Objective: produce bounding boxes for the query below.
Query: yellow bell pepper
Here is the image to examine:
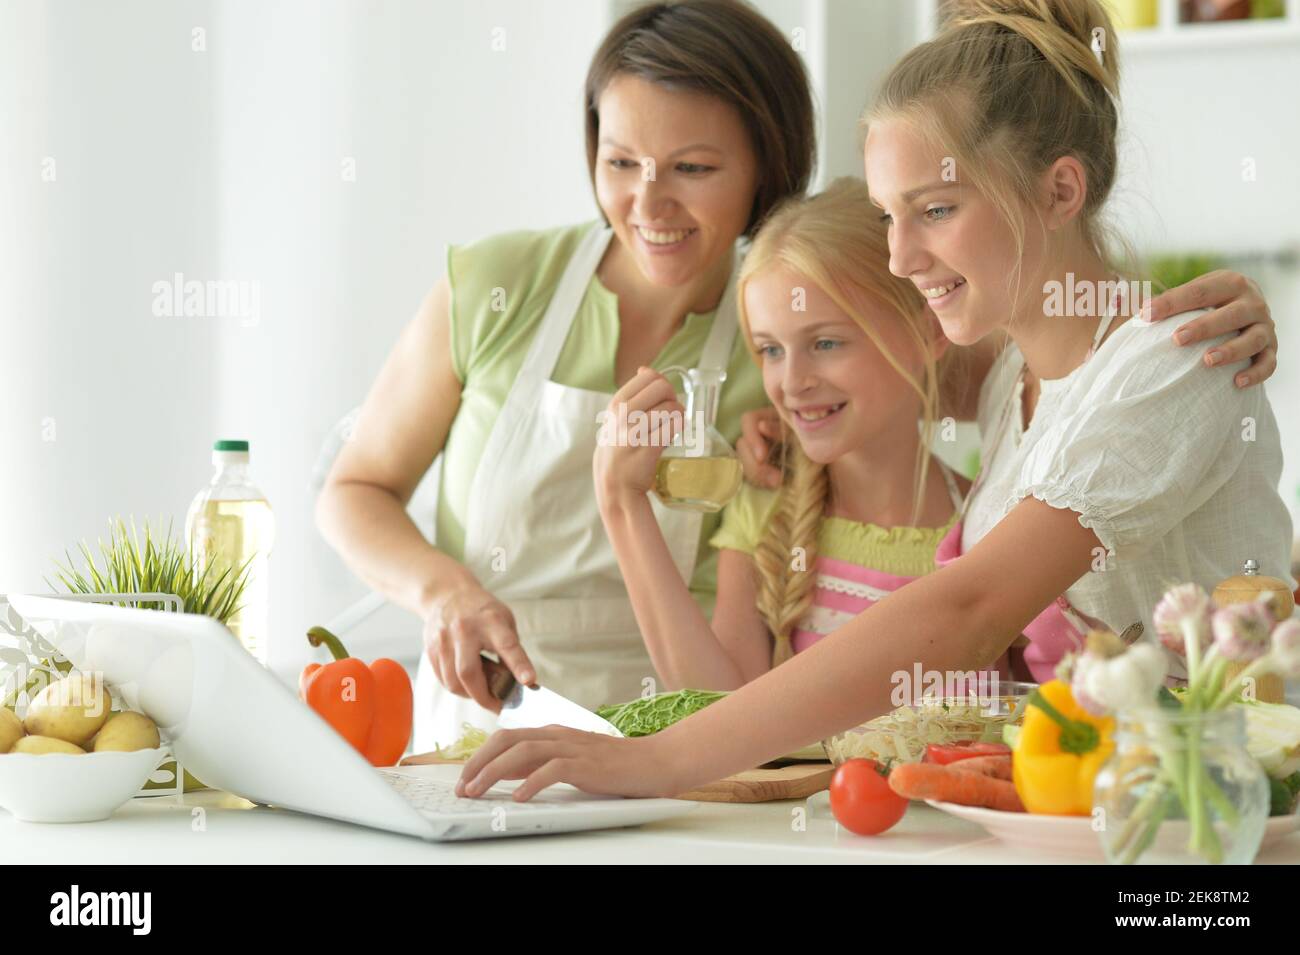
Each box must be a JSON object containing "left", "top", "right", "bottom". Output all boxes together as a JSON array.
[{"left": 1013, "top": 680, "right": 1115, "bottom": 816}]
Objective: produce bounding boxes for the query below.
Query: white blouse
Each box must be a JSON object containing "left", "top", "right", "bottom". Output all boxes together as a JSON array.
[{"left": 962, "top": 309, "right": 1295, "bottom": 644}]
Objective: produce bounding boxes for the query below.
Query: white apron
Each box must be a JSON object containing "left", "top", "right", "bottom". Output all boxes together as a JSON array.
[{"left": 413, "top": 223, "right": 742, "bottom": 750}]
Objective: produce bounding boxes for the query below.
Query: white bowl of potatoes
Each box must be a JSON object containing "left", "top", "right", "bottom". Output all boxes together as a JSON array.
[{"left": 0, "top": 672, "right": 167, "bottom": 823}]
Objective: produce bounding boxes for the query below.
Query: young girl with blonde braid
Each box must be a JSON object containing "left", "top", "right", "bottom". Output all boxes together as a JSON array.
[{"left": 592, "top": 177, "right": 1004, "bottom": 691}]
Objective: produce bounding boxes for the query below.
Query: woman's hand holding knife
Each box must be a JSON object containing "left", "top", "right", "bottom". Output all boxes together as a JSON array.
[
  {"left": 423, "top": 586, "right": 537, "bottom": 714},
  {"left": 429, "top": 365, "right": 682, "bottom": 714}
]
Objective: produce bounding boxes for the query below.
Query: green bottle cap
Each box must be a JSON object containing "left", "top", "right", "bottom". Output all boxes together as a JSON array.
[{"left": 214, "top": 440, "right": 249, "bottom": 452}]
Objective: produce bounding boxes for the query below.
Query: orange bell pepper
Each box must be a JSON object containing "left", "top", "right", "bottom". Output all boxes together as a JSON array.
[{"left": 299, "top": 626, "right": 412, "bottom": 767}]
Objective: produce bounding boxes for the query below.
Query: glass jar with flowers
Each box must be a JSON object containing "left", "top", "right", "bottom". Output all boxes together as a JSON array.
[{"left": 1074, "top": 584, "right": 1300, "bottom": 864}]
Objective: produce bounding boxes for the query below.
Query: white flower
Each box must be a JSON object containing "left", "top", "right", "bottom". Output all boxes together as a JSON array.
[
  {"left": 1070, "top": 631, "right": 1168, "bottom": 716},
  {"left": 1267, "top": 619, "right": 1300, "bottom": 679},
  {"left": 1070, "top": 652, "right": 1107, "bottom": 716},
  {"left": 1211, "top": 598, "right": 1275, "bottom": 662},
  {"left": 1152, "top": 583, "right": 1212, "bottom": 656},
  {"left": 1082, "top": 643, "right": 1168, "bottom": 714}
]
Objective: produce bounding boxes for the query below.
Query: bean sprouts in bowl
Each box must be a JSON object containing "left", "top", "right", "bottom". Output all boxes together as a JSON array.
[{"left": 822, "top": 681, "right": 1038, "bottom": 767}]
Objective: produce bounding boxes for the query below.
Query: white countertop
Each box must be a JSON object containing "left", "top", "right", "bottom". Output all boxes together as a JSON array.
[{"left": 4, "top": 786, "right": 1298, "bottom": 864}]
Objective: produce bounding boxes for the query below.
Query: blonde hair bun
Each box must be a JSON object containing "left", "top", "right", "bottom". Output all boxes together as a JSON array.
[{"left": 946, "top": 0, "right": 1120, "bottom": 98}]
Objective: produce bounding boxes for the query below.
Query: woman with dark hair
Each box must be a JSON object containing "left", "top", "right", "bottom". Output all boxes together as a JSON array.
[{"left": 316, "top": 0, "right": 1277, "bottom": 753}]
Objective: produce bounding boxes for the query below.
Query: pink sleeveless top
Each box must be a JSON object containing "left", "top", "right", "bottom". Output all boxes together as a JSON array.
[{"left": 789, "top": 464, "right": 1008, "bottom": 682}]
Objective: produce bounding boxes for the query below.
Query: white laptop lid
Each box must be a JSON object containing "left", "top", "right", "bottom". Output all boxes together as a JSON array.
[{"left": 8, "top": 594, "right": 435, "bottom": 840}]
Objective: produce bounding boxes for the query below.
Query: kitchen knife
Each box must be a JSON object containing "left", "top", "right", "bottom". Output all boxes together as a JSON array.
[{"left": 481, "top": 653, "right": 624, "bottom": 737}]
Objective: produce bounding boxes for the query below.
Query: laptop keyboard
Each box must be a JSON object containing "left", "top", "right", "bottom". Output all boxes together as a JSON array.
[{"left": 377, "top": 769, "right": 582, "bottom": 814}]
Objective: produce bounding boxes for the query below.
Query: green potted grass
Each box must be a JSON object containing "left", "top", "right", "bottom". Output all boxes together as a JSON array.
[{"left": 39, "top": 517, "right": 253, "bottom": 792}]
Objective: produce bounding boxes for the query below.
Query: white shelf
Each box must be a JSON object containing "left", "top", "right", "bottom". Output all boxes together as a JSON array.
[
  {"left": 1121, "top": 21, "right": 1299, "bottom": 52},
  {"left": 1121, "top": 0, "right": 1299, "bottom": 54},
  {"left": 915, "top": 0, "right": 1300, "bottom": 53}
]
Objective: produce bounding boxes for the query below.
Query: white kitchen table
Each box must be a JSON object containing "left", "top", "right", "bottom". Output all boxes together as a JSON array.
[{"left": 4, "top": 786, "right": 1299, "bottom": 864}]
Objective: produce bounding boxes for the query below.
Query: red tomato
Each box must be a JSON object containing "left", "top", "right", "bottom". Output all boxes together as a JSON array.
[
  {"left": 828, "top": 759, "right": 908, "bottom": 836},
  {"left": 923, "top": 741, "right": 1010, "bottom": 765}
]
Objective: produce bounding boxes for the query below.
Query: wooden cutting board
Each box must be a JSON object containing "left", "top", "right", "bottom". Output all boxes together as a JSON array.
[
  {"left": 673, "top": 763, "right": 835, "bottom": 803},
  {"left": 400, "top": 753, "right": 468, "bottom": 766},
  {"left": 399, "top": 752, "right": 835, "bottom": 804}
]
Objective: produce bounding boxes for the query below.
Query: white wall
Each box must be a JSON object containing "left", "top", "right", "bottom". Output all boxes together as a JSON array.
[{"left": 0, "top": 1, "right": 222, "bottom": 597}]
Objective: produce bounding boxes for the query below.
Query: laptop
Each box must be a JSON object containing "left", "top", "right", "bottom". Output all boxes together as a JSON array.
[{"left": 8, "top": 594, "right": 696, "bottom": 841}]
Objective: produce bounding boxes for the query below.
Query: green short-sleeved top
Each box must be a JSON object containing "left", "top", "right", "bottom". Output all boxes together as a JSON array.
[
  {"left": 708, "top": 482, "right": 960, "bottom": 578},
  {"left": 437, "top": 220, "right": 771, "bottom": 614}
]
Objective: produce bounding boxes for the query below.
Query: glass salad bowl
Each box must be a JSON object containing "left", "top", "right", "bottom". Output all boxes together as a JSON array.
[{"left": 821, "top": 681, "right": 1038, "bottom": 767}]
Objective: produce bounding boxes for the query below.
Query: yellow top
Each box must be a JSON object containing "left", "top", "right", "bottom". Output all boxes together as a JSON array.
[{"left": 709, "top": 482, "right": 960, "bottom": 578}]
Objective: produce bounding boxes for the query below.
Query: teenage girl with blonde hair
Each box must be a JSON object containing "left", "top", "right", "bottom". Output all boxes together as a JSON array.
[
  {"left": 456, "top": 0, "right": 1292, "bottom": 801},
  {"left": 590, "top": 176, "right": 991, "bottom": 690}
]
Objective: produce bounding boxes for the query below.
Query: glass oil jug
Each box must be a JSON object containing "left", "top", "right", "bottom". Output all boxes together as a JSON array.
[{"left": 652, "top": 366, "right": 742, "bottom": 513}]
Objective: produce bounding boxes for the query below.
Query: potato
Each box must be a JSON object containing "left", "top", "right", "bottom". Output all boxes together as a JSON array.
[
  {"left": 10, "top": 735, "right": 85, "bottom": 755},
  {"left": 0, "top": 706, "right": 24, "bottom": 753},
  {"left": 23, "top": 673, "right": 113, "bottom": 746},
  {"left": 92, "top": 711, "right": 160, "bottom": 752}
]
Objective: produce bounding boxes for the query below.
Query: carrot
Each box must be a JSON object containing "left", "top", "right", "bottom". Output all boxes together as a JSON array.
[
  {"left": 888, "top": 762, "right": 1025, "bottom": 812},
  {"left": 946, "top": 754, "right": 1013, "bottom": 780}
]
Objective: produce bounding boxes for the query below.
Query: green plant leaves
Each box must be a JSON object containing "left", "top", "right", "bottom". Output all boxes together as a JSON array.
[{"left": 46, "top": 516, "right": 253, "bottom": 624}]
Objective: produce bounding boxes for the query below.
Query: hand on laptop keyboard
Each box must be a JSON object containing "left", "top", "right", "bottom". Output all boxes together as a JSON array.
[{"left": 379, "top": 769, "right": 602, "bottom": 814}]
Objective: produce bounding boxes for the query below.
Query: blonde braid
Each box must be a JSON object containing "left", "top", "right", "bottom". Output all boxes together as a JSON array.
[{"left": 752, "top": 434, "right": 830, "bottom": 666}]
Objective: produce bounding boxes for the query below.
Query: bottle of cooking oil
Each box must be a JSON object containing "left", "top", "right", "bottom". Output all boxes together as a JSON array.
[
  {"left": 185, "top": 439, "right": 275, "bottom": 663},
  {"left": 653, "top": 366, "right": 742, "bottom": 513}
]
